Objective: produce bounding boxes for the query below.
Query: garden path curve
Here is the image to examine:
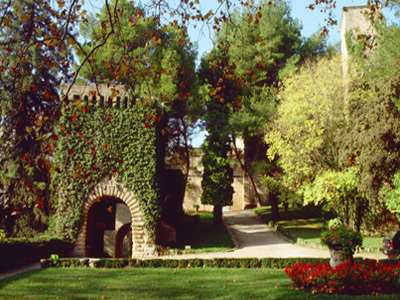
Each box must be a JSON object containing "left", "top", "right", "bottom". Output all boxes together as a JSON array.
[{"left": 168, "top": 210, "right": 386, "bottom": 260}]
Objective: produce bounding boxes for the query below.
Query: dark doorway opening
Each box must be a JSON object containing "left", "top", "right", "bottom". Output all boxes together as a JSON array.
[{"left": 85, "top": 197, "right": 131, "bottom": 258}]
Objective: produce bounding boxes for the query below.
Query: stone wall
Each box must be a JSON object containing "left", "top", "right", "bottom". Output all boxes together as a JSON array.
[
  {"left": 340, "top": 6, "right": 378, "bottom": 79},
  {"left": 182, "top": 148, "right": 268, "bottom": 212}
]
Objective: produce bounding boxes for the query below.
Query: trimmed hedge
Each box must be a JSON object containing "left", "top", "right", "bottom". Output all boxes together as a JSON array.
[
  {"left": 0, "top": 238, "right": 73, "bottom": 271},
  {"left": 40, "top": 257, "right": 399, "bottom": 269}
]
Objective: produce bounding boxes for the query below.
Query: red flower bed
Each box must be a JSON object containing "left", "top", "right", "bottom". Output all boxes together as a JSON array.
[{"left": 285, "top": 260, "right": 400, "bottom": 295}]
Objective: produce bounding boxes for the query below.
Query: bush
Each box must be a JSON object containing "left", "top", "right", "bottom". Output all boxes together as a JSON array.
[
  {"left": 0, "top": 237, "right": 73, "bottom": 271},
  {"left": 40, "top": 258, "right": 89, "bottom": 268},
  {"left": 285, "top": 260, "right": 400, "bottom": 295}
]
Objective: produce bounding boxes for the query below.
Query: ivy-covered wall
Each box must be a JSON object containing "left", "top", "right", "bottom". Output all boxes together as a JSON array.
[{"left": 50, "top": 97, "right": 165, "bottom": 243}]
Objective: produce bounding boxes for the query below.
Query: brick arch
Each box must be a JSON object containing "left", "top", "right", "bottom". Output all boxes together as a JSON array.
[{"left": 72, "top": 177, "right": 155, "bottom": 258}]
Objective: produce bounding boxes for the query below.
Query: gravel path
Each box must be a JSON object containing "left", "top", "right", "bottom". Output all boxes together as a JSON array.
[{"left": 166, "top": 210, "right": 386, "bottom": 260}]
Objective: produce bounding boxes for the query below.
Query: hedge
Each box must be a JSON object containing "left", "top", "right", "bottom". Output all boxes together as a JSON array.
[
  {"left": 0, "top": 238, "right": 73, "bottom": 271},
  {"left": 40, "top": 257, "right": 399, "bottom": 269}
]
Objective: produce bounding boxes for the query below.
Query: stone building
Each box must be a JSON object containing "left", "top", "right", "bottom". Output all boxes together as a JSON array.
[
  {"left": 182, "top": 141, "right": 269, "bottom": 212},
  {"left": 340, "top": 5, "right": 378, "bottom": 79}
]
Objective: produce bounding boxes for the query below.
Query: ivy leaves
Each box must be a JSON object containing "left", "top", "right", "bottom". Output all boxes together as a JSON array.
[{"left": 52, "top": 102, "right": 163, "bottom": 241}]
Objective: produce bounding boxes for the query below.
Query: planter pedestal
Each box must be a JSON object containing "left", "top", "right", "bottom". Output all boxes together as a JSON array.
[
  {"left": 329, "top": 248, "right": 348, "bottom": 268},
  {"left": 328, "top": 244, "right": 353, "bottom": 268}
]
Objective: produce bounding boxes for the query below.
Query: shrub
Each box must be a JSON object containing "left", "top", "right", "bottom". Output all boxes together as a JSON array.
[
  {"left": 285, "top": 260, "right": 400, "bottom": 295},
  {"left": 0, "top": 237, "right": 73, "bottom": 271}
]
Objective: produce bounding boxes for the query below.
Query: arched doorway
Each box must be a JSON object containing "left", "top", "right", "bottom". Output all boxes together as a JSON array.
[
  {"left": 115, "top": 223, "right": 132, "bottom": 258},
  {"left": 85, "top": 196, "right": 132, "bottom": 258}
]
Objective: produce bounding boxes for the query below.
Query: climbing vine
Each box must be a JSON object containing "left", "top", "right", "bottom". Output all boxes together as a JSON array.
[{"left": 50, "top": 99, "right": 165, "bottom": 242}]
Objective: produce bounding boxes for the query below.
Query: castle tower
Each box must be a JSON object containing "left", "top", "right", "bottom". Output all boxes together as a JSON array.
[{"left": 53, "top": 84, "right": 164, "bottom": 258}]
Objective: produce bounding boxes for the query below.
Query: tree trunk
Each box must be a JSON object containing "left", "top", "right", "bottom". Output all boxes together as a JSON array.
[
  {"left": 269, "top": 193, "right": 280, "bottom": 221},
  {"left": 343, "top": 197, "right": 349, "bottom": 227},
  {"left": 180, "top": 117, "right": 191, "bottom": 197},
  {"left": 231, "top": 135, "right": 262, "bottom": 207},
  {"left": 213, "top": 205, "right": 223, "bottom": 225}
]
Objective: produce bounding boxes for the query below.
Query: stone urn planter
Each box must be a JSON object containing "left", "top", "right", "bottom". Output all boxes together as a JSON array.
[
  {"left": 328, "top": 243, "right": 352, "bottom": 268},
  {"left": 321, "top": 218, "right": 362, "bottom": 269}
]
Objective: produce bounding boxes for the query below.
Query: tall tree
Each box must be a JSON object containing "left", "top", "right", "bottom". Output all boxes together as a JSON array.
[
  {"left": 0, "top": 0, "right": 74, "bottom": 236},
  {"left": 201, "top": 99, "right": 233, "bottom": 224},
  {"left": 265, "top": 53, "right": 369, "bottom": 228},
  {"left": 201, "top": 0, "right": 304, "bottom": 210},
  {"left": 340, "top": 8, "right": 400, "bottom": 224}
]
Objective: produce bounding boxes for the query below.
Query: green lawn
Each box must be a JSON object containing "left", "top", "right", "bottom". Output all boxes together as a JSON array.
[
  {"left": 254, "top": 205, "right": 384, "bottom": 250},
  {"left": 173, "top": 211, "right": 235, "bottom": 253},
  {"left": 0, "top": 267, "right": 397, "bottom": 300}
]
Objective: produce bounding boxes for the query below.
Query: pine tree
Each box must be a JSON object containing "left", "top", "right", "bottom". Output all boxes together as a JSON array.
[{"left": 201, "top": 100, "right": 233, "bottom": 224}]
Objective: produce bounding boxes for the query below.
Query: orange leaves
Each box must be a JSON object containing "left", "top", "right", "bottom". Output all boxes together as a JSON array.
[
  {"left": 3, "top": 17, "right": 10, "bottom": 27},
  {"left": 81, "top": 106, "right": 89, "bottom": 114},
  {"left": 21, "top": 154, "right": 30, "bottom": 161},
  {"left": 256, "top": 61, "right": 266, "bottom": 69},
  {"left": 103, "top": 144, "right": 111, "bottom": 151},
  {"left": 146, "top": 112, "right": 162, "bottom": 122},
  {"left": 57, "top": 0, "right": 65, "bottom": 8},
  {"left": 103, "top": 60, "right": 112, "bottom": 71},
  {"left": 43, "top": 91, "right": 51, "bottom": 99},
  {"left": 143, "top": 112, "right": 162, "bottom": 129},
  {"left": 71, "top": 111, "right": 77, "bottom": 122}
]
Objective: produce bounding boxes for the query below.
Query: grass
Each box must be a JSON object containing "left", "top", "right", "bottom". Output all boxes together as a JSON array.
[
  {"left": 363, "top": 236, "right": 384, "bottom": 249},
  {"left": 277, "top": 218, "right": 326, "bottom": 245},
  {"left": 254, "top": 205, "right": 384, "bottom": 250},
  {"left": 0, "top": 267, "right": 398, "bottom": 299},
  {"left": 173, "top": 211, "right": 235, "bottom": 253}
]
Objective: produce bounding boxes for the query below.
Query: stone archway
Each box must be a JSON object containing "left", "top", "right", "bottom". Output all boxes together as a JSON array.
[{"left": 72, "top": 176, "right": 155, "bottom": 258}]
